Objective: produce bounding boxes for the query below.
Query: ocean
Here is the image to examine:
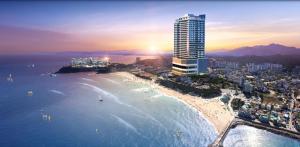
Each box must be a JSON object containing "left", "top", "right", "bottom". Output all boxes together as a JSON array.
[
  {"left": 223, "top": 125, "right": 300, "bottom": 147},
  {"left": 0, "top": 55, "right": 299, "bottom": 147},
  {"left": 0, "top": 55, "right": 217, "bottom": 147}
]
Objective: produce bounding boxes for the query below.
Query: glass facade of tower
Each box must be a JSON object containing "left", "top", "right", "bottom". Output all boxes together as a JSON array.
[{"left": 172, "top": 14, "right": 207, "bottom": 75}]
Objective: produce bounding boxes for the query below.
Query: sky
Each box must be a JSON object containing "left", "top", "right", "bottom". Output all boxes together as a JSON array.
[{"left": 0, "top": 1, "right": 300, "bottom": 54}]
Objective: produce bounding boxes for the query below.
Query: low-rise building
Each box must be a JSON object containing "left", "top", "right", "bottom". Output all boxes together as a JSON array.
[{"left": 259, "top": 114, "right": 269, "bottom": 123}]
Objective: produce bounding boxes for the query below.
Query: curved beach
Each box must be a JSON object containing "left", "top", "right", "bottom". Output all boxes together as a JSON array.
[{"left": 116, "top": 72, "right": 234, "bottom": 134}]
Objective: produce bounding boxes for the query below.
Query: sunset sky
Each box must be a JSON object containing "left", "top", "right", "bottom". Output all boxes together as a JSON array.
[{"left": 1, "top": 1, "right": 300, "bottom": 54}]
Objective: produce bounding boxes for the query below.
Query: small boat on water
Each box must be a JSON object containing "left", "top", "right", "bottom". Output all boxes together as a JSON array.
[
  {"left": 50, "top": 73, "right": 57, "bottom": 77},
  {"left": 96, "top": 128, "right": 100, "bottom": 134},
  {"left": 175, "top": 129, "right": 183, "bottom": 139},
  {"left": 27, "top": 64, "right": 35, "bottom": 68},
  {"left": 42, "top": 114, "right": 51, "bottom": 121},
  {"left": 7, "top": 74, "right": 13, "bottom": 82},
  {"left": 98, "top": 96, "right": 103, "bottom": 102},
  {"left": 27, "top": 90, "right": 33, "bottom": 96},
  {"left": 42, "top": 114, "right": 48, "bottom": 120}
]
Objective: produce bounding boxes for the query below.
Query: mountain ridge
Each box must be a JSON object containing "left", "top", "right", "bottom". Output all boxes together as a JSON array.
[{"left": 209, "top": 43, "right": 300, "bottom": 56}]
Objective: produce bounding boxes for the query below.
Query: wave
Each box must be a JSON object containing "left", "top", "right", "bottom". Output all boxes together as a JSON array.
[
  {"left": 78, "top": 82, "right": 125, "bottom": 105},
  {"left": 132, "top": 87, "right": 150, "bottom": 92},
  {"left": 81, "top": 78, "right": 96, "bottom": 82},
  {"left": 111, "top": 114, "right": 140, "bottom": 135},
  {"left": 79, "top": 82, "right": 165, "bottom": 129},
  {"left": 151, "top": 94, "right": 164, "bottom": 98},
  {"left": 49, "top": 89, "right": 65, "bottom": 96},
  {"left": 102, "top": 78, "right": 121, "bottom": 85},
  {"left": 122, "top": 79, "right": 129, "bottom": 82}
]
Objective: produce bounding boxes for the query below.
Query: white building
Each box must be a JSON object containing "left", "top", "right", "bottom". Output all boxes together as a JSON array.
[
  {"left": 71, "top": 57, "right": 110, "bottom": 68},
  {"left": 243, "top": 80, "right": 253, "bottom": 94},
  {"left": 172, "top": 14, "right": 207, "bottom": 75}
]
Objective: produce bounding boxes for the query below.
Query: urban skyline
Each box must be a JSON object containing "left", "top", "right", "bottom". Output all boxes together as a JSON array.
[{"left": 1, "top": 1, "right": 300, "bottom": 54}]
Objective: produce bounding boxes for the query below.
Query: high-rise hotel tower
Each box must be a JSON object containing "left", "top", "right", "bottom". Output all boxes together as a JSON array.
[{"left": 172, "top": 14, "right": 207, "bottom": 75}]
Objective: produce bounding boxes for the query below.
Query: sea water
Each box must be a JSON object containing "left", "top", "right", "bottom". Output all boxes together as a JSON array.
[
  {"left": 1, "top": 55, "right": 299, "bottom": 147},
  {"left": 0, "top": 55, "right": 216, "bottom": 147},
  {"left": 223, "top": 125, "right": 300, "bottom": 147}
]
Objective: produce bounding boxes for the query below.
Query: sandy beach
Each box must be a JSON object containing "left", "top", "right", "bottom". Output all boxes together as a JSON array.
[{"left": 116, "top": 72, "right": 234, "bottom": 134}]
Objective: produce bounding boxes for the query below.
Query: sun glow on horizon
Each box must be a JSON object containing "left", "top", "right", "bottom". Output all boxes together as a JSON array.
[
  {"left": 1, "top": 1, "right": 300, "bottom": 54},
  {"left": 148, "top": 45, "right": 158, "bottom": 54}
]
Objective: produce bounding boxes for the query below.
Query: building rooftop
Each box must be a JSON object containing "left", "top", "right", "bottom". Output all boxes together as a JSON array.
[{"left": 177, "top": 14, "right": 205, "bottom": 21}]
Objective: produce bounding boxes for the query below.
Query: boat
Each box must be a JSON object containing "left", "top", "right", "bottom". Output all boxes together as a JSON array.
[
  {"left": 174, "top": 129, "right": 183, "bottom": 139},
  {"left": 50, "top": 73, "right": 57, "bottom": 77},
  {"left": 42, "top": 114, "right": 48, "bottom": 120},
  {"left": 7, "top": 74, "right": 13, "bottom": 82},
  {"left": 27, "top": 64, "right": 35, "bottom": 68},
  {"left": 98, "top": 97, "right": 103, "bottom": 102},
  {"left": 96, "top": 128, "right": 100, "bottom": 134},
  {"left": 27, "top": 90, "right": 33, "bottom": 96},
  {"left": 41, "top": 114, "right": 51, "bottom": 121}
]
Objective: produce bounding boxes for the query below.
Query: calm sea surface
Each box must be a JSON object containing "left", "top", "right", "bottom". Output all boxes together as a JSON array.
[
  {"left": 0, "top": 55, "right": 299, "bottom": 147},
  {"left": 223, "top": 125, "right": 300, "bottom": 147},
  {"left": 0, "top": 55, "right": 217, "bottom": 147}
]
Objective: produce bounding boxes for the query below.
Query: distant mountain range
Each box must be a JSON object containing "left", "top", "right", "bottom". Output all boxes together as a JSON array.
[
  {"left": 209, "top": 43, "right": 300, "bottom": 56},
  {"left": 51, "top": 50, "right": 172, "bottom": 57}
]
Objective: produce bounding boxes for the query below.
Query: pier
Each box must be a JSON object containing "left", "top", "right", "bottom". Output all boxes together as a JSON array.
[{"left": 209, "top": 118, "right": 300, "bottom": 147}]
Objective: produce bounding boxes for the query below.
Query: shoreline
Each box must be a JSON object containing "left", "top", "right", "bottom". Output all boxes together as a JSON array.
[{"left": 116, "top": 72, "right": 234, "bottom": 134}]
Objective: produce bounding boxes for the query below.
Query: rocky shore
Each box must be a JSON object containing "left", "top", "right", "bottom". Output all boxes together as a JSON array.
[{"left": 55, "top": 66, "right": 110, "bottom": 74}]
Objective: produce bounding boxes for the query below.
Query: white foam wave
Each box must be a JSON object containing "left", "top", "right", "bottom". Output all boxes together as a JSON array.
[
  {"left": 111, "top": 114, "right": 140, "bottom": 135},
  {"left": 79, "top": 82, "right": 165, "bottom": 129},
  {"left": 79, "top": 82, "right": 125, "bottom": 105},
  {"left": 132, "top": 87, "right": 150, "bottom": 92},
  {"left": 49, "top": 89, "right": 65, "bottom": 96},
  {"left": 151, "top": 94, "right": 163, "bottom": 98},
  {"left": 122, "top": 79, "right": 129, "bottom": 82},
  {"left": 102, "top": 78, "right": 120, "bottom": 85},
  {"left": 81, "top": 78, "right": 96, "bottom": 82}
]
